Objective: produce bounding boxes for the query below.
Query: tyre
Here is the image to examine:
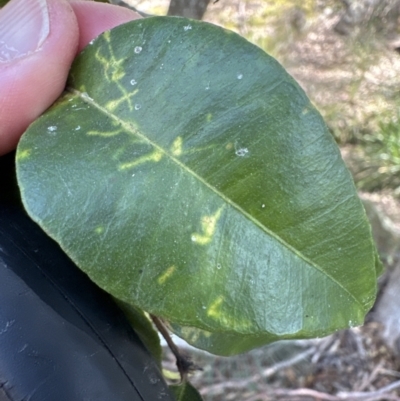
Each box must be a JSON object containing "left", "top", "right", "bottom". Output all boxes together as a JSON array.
[{"left": 0, "top": 172, "right": 174, "bottom": 401}]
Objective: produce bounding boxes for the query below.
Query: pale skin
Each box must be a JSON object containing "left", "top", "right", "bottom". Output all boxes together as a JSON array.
[{"left": 0, "top": 0, "right": 141, "bottom": 156}]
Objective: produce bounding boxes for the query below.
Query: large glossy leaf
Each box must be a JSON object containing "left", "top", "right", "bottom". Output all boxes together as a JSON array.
[{"left": 16, "top": 17, "right": 379, "bottom": 355}]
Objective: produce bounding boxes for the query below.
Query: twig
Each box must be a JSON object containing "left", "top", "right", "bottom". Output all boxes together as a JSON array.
[
  {"left": 259, "top": 346, "right": 316, "bottom": 378},
  {"left": 200, "top": 346, "right": 316, "bottom": 396},
  {"left": 311, "top": 335, "right": 339, "bottom": 364},
  {"left": 244, "top": 383, "right": 400, "bottom": 401},
  {"left": 378, "top": 368, "right": 400, "bottom": 379},
  {"left": 201, "top": 373, "right": 400, "bottom": 401},
  {"left": 242, "top": 387, "right": 340, "bottom": 401},
  {"left": 352, "top": 328, "right": 367, "bottom": 359},
  {"left": 150, "top": 314, "right": 200, "bottom": 383},
  {"left": 355, "top": 360, "right": 384, "bottom": 391},
  {"left": 338, "top": 379, "right": 400, "bottom": 400},
  {"left": 271, "top": 388, "right": 341, "bottom": 401}
]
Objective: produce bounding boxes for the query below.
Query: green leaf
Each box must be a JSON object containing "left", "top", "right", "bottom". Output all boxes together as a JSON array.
[
  {"left": 114, "top": 299, "right": 163, "bottom": 366},
  {"left": 170, "top": 383, "right": 203, "bottom": 401},
  {"left": 16, "top": 17, "right": 378, "bottom": 355}
]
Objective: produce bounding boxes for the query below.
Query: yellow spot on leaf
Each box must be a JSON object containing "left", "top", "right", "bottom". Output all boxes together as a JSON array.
[
  {"left": 207, "top": 296, "right": 224, "bottom": 319},
  {"left": 103, "top": 30, "right": 111, "bottom": 42},
  {"left": 93, "top": 43, "right": 135, "bottom": 112},
  {"left": 17, "top": 149, "right": 31, "bottom": 160},
  {"left": 95, "top": 226, "right": 104, "bottom": 234},
  {"left": 119, "top": 149, "right": 163, "bottom": 170},
  {"left": 157, "top": 265, "right": 176, "bottom": 285},
  {"left": 206, "top": 113, "right": 213, "bottom": 122},
  {"left": 179, "top": 326, "right": 212, "bottom": 344},
  {"left": 207, "top": 297, "right": 251, "bottom": 330},
  {"left": 191, "top": 206, "right": 224, "bottom": 245},
  {"left": 171, "top": 136, "right": 183, "bottom": 156},
  {"left": 87, "top": 128, "right": 123, "bottom": 137},
  {"left": 105, "top": 89, "right": 138, "bottom": 112},
  {"left": 112, "top": 68, "right": 125, "bottom": 81}
]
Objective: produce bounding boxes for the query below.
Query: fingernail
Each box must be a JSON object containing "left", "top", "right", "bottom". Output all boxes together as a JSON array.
[{"left": 0, "top": 0, "right": 49, "bottom": 63}]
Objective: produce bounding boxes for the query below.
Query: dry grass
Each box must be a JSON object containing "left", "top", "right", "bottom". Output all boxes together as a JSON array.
[{"left": 163, "top": 323, "right": 400, "bottom": 400}]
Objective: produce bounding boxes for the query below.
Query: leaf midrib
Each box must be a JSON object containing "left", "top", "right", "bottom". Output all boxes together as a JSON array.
[{"left": 69, "top": 87, "right": 364, "bottom": 310}]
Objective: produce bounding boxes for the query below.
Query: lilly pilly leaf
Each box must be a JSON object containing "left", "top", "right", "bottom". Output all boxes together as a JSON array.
[{"left": 16, "top": 17, "right": 378, "bottom": 355}]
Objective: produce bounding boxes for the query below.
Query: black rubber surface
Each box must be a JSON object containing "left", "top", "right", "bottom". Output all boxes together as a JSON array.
[{"left": 0, "top": 154, "right": 174, "bottom": 401}]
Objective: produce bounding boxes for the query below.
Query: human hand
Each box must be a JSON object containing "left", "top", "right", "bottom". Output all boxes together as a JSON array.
[{"left": 0, "top": 0, "right": 140, "bottom": 156}]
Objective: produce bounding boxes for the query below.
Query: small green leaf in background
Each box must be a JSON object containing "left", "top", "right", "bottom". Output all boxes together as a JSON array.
[
  {"left": 16, "top": 17, "right": 379, "bottom": 356},
  {"left": 170, "top": 383, "right": 203, "bottom": 401}
]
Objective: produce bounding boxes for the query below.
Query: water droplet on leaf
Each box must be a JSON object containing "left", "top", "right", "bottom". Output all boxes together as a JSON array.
[
  {"left": 235, "top": 148, "right": 248, "bottom": 157},
  {"left": 134, "top": 46, "right": 142, "bottom": 54}
]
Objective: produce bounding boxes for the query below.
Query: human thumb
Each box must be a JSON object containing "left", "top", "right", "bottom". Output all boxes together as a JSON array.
[{"left": 0, "top": 0, "right": 79, "bottom": 156}]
